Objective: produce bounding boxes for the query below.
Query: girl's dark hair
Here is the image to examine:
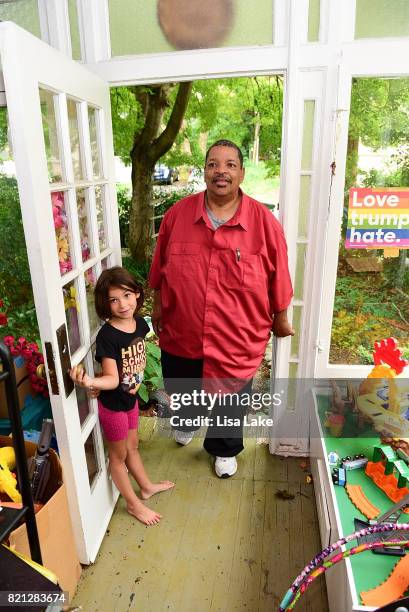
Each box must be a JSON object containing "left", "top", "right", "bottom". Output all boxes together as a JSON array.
[{"left": 94, "top": 266, "right": 144, "bottom": 321}]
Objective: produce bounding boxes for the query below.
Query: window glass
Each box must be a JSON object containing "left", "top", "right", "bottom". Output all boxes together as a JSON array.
[
  {"left": 308, "top": 0, "right": 320, "bottom": 42},
  {"left": 67, "top": 99, "right": 84, "bottom": 181},
  {"left": 68, "top": 0, "right": 82, "bottom": 60},
  {"left": 108, "top": 0, "right": 273, "bottom": 55},
  {"left": 0, "top": 0, "right": 41, "bottom": 38},
  {"left": 355, "top": 0, "right": 409, "bottom": 39},
  {"left": 63, "top": 280, "right": 82, "bottom": 354},
  {"left": 51, "top": 191, "right": 73, "bottom": 276},
  {"left": 40, "top": 89, "right": 63, "bottom": 183},
  {"left": 76, "top": 188, "right": 93, "bottom": 263},
  {"left": 330, "top": 77, "right": 409, "bottom": 365}
]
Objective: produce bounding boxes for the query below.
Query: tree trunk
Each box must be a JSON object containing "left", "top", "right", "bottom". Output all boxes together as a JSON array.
[
  {"left": 395, "top": 249, "right": 407, "bottom": 289},
  {"left": 252, "top": 117, "right": 260, "bottom": 165},
  {"left": 127, "top": 81, "right": 192, "bottom": 263},
  {"left": 346, "top": 135, "right": 359, "bottom": 188},
  {"left": 128, "top": 158, "right": 155, "bottom": 263}
]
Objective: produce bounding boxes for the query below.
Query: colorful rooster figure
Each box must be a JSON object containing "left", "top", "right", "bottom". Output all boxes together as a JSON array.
[
  {"left": 357, "top": 338, "right": 409, "bottom": 436},
  {"left": 363, "top": 338, "right": 408, "bottom": 413}
]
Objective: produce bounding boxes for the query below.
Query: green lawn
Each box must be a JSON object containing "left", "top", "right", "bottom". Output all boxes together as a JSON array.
[{"left": 242, "top": 161, "right": 280, "bottom": 207}]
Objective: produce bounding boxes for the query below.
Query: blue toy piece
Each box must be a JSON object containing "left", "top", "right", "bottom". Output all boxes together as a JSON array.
[
  {"left": 332, "top": 467, "right": 346, "bottom": 487},
  {"left": 328, "top": 451, "right": 340, "bottom": 467}
]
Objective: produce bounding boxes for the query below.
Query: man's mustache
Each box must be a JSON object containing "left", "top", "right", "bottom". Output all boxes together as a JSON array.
[{"left": 212, "top": 175, "right": 232, "bottom": 183}]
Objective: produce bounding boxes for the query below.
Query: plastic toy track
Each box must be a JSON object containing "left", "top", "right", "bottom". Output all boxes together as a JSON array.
[
  {"left": 360, "top": 553, "right": 409, "bottom": 607},
  {"left": 345, "top": 484, "right": 380, "bottom": 520}
]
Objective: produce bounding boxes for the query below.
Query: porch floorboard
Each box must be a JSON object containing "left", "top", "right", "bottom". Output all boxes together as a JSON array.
[{"left": 72, "top": 418, "right": 329, "bottom": 612}]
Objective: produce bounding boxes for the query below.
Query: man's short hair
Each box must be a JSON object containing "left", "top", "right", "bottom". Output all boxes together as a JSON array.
[{"left": 205, "top": 140, "right": 244, "bottom": 168}]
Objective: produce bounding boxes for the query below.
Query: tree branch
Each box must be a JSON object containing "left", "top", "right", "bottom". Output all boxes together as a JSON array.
[
  {"left": 151, "top": 81, "right": 193, "bottom": 159},
  {"left": 131, "top": 85, "right": 170, "bottom": 158}
]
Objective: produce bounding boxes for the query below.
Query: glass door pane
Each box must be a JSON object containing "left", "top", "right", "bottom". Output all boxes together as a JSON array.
[
  {"left": 95, "top": 185, "right": 108, "bottom": 251},
  {"left": 88, "top": 107, "right": 103, "bottom": 179},
  {"left": 67, "top": 98, "right": 85, "bottom": 181},
  {"left": 63, "top": 279, "right": 82, "bottom": 353},
  {"left": 76, "top": 188, "right": 93, "bottom": 262},
  {"left": 330, "top": 77, "right": 409, "bottom": 365},
  {"left": 84, "top": 428, "right": 100, "bottom": 488},
  {"left": 51, "top": 190, "right": 74, "bottom": 275},
  {"left": 40, "top": 89, "right": 63, "bottom": 183},
  {"left": 85, "top": 265, "right": 99, "bottom": 334}
]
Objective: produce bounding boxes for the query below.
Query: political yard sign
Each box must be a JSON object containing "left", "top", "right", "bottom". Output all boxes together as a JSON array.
[{"left": 346, "top": 188, "right": 409, "bottom": 249}]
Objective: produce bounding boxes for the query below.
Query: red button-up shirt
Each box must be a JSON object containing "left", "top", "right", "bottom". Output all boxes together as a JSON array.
[{"left": 149, "top": 191, "right": 293, "bottom": 379}]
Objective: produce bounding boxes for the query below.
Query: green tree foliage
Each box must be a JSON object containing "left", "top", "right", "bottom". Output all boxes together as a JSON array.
[
  {"left": 162, "top": 76, "right": 283, "bottom": 172},
  {"left": 0, "top": 174, "right": 40, "bottom": 343},
  {"left": 346, "top": 77, "right": 409, "bottom": 187},
  {"left": 0, "top": 175, "right": 32, "bottom": 304},
  {"left": 110, "top": 77, "right": 284, "bottom": 263},
  {"left": 110, "top": 82, "right": 192, "bottom": 263},
  {"left": 332, "top": 77, "right": 409, "bottom": 363},
  {"left": 110, "top": 87, "right": 145, "bottom": 166},
  {"left": 0, "top": 108, "right": 8, "bottom": 153},
  {"left": 346, "top": 78, "right": 409, "bottom": 289}
]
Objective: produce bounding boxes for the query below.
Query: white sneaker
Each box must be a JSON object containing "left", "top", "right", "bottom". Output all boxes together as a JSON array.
[
  {"left": 215, "top": 456, "right": 237, "bottom": 478},
  {"left": 174, "top": 430, "right": 194, "bottom": 446}
]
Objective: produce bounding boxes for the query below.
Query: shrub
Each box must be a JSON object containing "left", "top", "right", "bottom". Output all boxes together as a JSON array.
[
  {"left": 0, "top": 299, "right": 40, "bottom": 347},
  {"left": 116, "top": 184, "right": 195, "bottom": 248},
  {"left": 116, "top": 183, "right": 132, "bottom": 248},
  {"left": 0, "top": 175, "right": 32, "bottom": 306},
  {"left": 138, "top": 340, "right": 163, "bottom": 402},
  {"left": 122, "top": 256, "right": 150, "bottom": 284}
]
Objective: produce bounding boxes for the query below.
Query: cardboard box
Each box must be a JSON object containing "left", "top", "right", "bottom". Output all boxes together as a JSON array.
[
  {"left": 0, "top": 435, "right": 82, "bottom": 600},
  {"left": 0, "top": 356, "right": 34, "bottom": 418}
]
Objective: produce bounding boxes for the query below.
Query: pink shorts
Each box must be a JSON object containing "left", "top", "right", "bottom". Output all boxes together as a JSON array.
[{"left": 98, "top": 400, "right": 139, "bottom": 442}]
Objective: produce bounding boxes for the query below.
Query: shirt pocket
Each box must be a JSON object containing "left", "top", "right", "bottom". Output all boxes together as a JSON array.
[
  {"left": 166, "top": 242, "right": 201, "bottom": 280},
  {"left": 221, "top": 249, "right": 264, "bottom": 291}
]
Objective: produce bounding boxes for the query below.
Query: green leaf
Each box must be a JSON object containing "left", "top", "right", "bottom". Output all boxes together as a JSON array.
[{"left": 138, "top": 383, "right": 149, "bottom": 402}]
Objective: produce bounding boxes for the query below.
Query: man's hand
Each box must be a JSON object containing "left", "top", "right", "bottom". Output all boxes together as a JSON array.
[
  {"left": 152, "top": 307, "right": 162, "bottom": 336},
  {"left": 272, "top": 309, "right": 295, "bottom": 338},
  {"left": 152, "top": 289, "right": 163, "bottom": 336}
]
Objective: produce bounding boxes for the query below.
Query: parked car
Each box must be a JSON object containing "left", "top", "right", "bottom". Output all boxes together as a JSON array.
[{"left": 153, "top": 164, "right": 179, "bottom": 185}]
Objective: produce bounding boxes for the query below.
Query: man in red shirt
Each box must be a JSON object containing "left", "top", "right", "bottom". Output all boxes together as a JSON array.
[{"left": 149, "top": 140, "right": 293, "bottom": 477}]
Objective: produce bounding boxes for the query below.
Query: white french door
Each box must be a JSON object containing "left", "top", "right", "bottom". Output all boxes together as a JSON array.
[
  {"left": 0, "top": 22, "right": 121, "bottom": 563},
  {"left": 315, "top": 40, "right": 409, "bottom": 379}
]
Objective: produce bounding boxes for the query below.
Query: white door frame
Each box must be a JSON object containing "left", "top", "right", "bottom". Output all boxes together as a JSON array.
[{"left": 0, "top": 21, "right": 121, "bottom": 563}]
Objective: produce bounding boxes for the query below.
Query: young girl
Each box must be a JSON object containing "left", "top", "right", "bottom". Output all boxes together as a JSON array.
[{"left": 70, "top": 266, "right": 174, "bottom": 526}]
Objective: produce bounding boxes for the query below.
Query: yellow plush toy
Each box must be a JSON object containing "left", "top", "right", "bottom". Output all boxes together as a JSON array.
[{"left": 0, "top": 447, "right": 22, "bottom": 503}]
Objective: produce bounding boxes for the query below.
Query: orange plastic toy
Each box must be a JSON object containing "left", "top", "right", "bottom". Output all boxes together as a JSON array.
[
  {"left": 357, "top": 338, "right": 409, "bottom": 435},
  {"left": 360, "top": 553, "right": 409, "bottom": 607},
  {"left": 345, "top": 484, "right": 380, "bottom": 520},
  {"left": 365, "top": 458, "right": 409, "bottom": 514}
]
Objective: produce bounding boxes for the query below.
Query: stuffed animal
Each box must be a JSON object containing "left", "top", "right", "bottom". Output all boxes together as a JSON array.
[{"left": 0, "top": 447, "right": 22, "bottom": 503}]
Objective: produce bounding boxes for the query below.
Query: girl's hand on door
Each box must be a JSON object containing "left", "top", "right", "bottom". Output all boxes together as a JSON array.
[{"left": 69, "top": 365, "right": 94, "bottom": 389}]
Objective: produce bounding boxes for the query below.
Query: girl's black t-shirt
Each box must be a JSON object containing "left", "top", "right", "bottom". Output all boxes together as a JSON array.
[{"left": 95, "top": 316, "right": 150, "bottom": 412}]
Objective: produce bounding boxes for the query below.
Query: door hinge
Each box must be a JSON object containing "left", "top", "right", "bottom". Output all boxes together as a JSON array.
[{"left": 315, "top": 341, "right": 325, "bottom": 353}]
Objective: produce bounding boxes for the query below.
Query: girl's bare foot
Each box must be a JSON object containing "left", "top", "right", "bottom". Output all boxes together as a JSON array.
[
  {"left": 127, "top": 501, "right": 162, "bottom": 525},
  {"left": 140, "top": 481, "right": 175, "bottom": 500}
]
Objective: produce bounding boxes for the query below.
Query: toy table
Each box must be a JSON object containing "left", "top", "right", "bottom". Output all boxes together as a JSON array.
[{"left": 309, "top": 388, "right": 409, "bottom": 612}]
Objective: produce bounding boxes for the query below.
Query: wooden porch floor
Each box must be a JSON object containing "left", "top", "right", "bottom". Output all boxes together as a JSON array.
[{"left": 73, "top": 418, "right": 329, "bottom": 612}]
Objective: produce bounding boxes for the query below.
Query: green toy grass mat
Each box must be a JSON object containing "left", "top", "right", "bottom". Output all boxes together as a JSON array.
[{"left": 316, "top": 394, "right": 409, "bottom": 604}]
